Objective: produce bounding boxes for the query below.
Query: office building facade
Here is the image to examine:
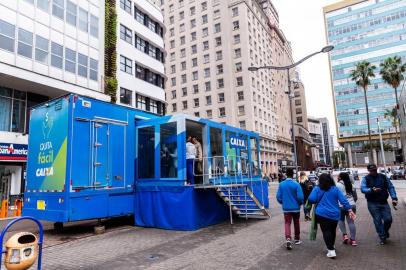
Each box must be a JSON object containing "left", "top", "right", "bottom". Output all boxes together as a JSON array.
[
  {"left": 161, "top": 0, "right": 296, "bottom": 175},
  {"left": 324, "top": 0, "right": 406, "bottom": 164}
]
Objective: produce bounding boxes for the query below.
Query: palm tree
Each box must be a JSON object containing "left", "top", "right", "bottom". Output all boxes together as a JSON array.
[
  {"left": 384, "top": 107, "right": 399, "bottom": 146},
  {"left": 350, "top": 61, "right": 377, "bottom": 160},
  {"left": 380, "top": 56, "right": 406, "bottom": 148}
]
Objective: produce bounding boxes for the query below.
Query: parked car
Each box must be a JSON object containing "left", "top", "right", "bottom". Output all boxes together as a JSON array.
[
  {"left": 391, "top": 169, "right": 405, "bottom": 180},
  {"left": 316, "top": 167, "right": 332, "bottom": 176}
]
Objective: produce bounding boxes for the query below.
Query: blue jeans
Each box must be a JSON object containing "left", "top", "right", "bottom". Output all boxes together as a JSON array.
[
  {"left": 186, "top": 159, "right": 195, "bottom": 184},
  {"left": 367, "top": 201, "right": 392, "bottom": 240}
]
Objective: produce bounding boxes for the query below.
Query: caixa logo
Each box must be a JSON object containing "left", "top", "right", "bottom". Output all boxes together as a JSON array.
[
  {"left": 229, "top": 136, "right": 247, "bottom": 150},
  {"left": 0, "top": 143, "right": 28, "bottom": 157}
]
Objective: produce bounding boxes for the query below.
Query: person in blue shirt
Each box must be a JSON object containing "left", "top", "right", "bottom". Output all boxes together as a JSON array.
[
  {"left": 276, "top": 168, "right": 304, "bottom": 250},
  {"left": 361, "top": 164, "right": 398, "bottom": 245},
  {"left": 308, "top": 173, "right": 355, "bottom": 258}
]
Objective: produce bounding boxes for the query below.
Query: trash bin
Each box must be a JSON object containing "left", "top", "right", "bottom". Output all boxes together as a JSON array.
[{"left": 4, "top": 232, "right": 38, "bottom": 270}]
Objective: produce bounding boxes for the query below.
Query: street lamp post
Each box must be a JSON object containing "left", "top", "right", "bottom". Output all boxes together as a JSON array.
[{"left": 248, "top": 45, "right": 334, "bottom": 178}]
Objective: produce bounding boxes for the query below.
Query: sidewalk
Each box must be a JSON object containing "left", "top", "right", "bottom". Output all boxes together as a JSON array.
[{"left": 28, "top": 185, "right": 406, "bottom": 270}]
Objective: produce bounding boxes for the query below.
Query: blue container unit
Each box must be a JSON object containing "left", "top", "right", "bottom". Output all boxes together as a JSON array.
[
  {"left": 23, "top": 94, "right": 158, "bottom": 223},
  {"left": 134, "top": 114, "right": 269, "bottom": 230}
]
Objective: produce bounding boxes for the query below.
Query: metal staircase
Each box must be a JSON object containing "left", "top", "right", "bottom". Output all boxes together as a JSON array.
[{"left": 216, "top": 185, "right": 270, "bottom": 223}]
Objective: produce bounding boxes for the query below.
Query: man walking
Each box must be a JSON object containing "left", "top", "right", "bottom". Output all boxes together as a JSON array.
[
  {"left": 361, "top": 164, "right": 398, "bottom": 245},
  {"left": 276, "top": 168, "right": 304, "bottom": 250}
]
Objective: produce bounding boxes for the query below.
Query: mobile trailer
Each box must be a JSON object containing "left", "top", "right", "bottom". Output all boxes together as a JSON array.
[{"left": 23, "top": 94, "right": 158, "bottom": 226}]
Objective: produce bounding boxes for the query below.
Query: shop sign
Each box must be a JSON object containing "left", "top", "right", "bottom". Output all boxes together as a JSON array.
[
  {"left": 229, "top": 135, "right": 247, "bottom": 150},
  {"left": 0, "top": 143, "right": 28, "bottom": 161}
]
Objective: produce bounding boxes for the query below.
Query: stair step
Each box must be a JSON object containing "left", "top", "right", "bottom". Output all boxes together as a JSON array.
[{"left": 238, "top": 214, "right": 269, "bottom": 219}]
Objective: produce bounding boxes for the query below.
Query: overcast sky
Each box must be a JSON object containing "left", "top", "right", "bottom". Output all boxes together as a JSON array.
[{"left": 272, "top": 0, "right": 339, "bottom": 140}]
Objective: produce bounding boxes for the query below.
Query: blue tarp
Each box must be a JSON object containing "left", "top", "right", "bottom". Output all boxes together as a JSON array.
[{"left": 134, "top": 186, "right": 230, "bottom": 230}]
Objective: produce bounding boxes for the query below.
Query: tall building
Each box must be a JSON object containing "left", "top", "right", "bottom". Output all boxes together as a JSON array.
[
  {"left": 319, "top": 117, "right": 333, "bottom": 165},
  {"left": 323, "top": 0, "right": 406, "bottom": 165},
  {"left": 117, "top": 0, "right": 166, "bottom": 113},
  {"left": 0, "top": 0, "right": 166, "bottom": 202},
  {"left": 161, "top": 0, "right": 295, "bottom": 175},
  {"left": 308, "top": 117, "right": 325, "bottom": 164}
]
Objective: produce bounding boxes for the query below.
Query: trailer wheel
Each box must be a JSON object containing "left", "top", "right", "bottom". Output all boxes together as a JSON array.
[{"left": 54, "top": 222, "right": 63, "bottom": 232}]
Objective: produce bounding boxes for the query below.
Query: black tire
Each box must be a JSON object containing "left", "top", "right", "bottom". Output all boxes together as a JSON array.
[{"left": 54, "top": 222, "right": 63, "bottom": 232}]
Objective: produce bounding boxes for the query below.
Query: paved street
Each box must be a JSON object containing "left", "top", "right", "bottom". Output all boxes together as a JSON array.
[{"left": 3, "top": 181, "right": 406, "bottom": 270}]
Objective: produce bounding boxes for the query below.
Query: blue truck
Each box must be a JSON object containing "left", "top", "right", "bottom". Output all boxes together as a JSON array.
[
  {"left": 23, "top": 94, "right": 269, "bottom": 231},
  {"left": 23, "top": 94, "right": 157, "bottom": 229}
]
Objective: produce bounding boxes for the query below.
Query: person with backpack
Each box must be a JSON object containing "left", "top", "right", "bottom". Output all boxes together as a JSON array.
[
  {"left": 276, "top": 168, "right": 304, "bottom": 250},
  {"left": 298, "top": 171, "right": 314, "bottom": 221},
  {"left": 308, "top": 173, "right": 356, "bottom": 258},
  {"left": 337, "top": 172, "right": 358, "bottom": 246},
  {"left": 361, "top": 164, "right": 398, "bottom": 245}
]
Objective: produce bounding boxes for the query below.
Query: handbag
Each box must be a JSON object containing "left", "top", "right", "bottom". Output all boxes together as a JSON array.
[{"left": 309, "top": 191, "right": 325, "bottom": 241}]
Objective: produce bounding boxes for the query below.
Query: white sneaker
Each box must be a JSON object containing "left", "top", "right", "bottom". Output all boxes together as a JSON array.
[{"left": 326, "top": 249, "right": 336, "bottom": 258}]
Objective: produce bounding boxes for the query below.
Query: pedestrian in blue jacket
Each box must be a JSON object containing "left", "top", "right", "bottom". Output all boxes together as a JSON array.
[
  {"left": 308, "top": 173, "right": 356, "bottom": 259},
  {"left": 276, "top": 168, "right": 304, "bottom": 250},
  {"left": 361, "top": 164, "right": 398, "bottom": 245}
]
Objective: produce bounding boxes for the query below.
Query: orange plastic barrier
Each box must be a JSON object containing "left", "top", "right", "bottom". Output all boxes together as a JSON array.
[
  {"left": 0, "top": 200, "right": 8, "bottom": 218},
  {"left": 13, "top": 199, "right": 22, "bottom": 217}
]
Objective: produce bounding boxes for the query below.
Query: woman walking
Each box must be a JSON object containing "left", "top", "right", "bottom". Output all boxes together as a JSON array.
[
  {"left": 308, "top": 174, "right": 356, "bottom": 258},
  {"left": 298, "top": 171, "right": 314, "bottom": 221},
  {"left": 337, "top": 172, "right": 357, "bottom": 246}
]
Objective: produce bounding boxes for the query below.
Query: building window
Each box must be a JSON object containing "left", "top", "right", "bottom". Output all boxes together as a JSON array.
[
  {"left": 150, "top": 99, "right": 158, "bottom": 114},
  {"left": 180, "top": 23, "right": 185, "bottom": 32},
  {"left": 171, "top": 90, "right": 176, "bottom": 99},
  {"left": 194, "top": 112, "right": 200, "bottom": 117},
  {"left": 181, "top": 48, "right": 186, "bottom": 57},
  {"left": 0, "top": 20, "right": 15, "bottom": 53},
  {"left": 214, "top": 23, "right": 221, "bottom": 33},
  {"left": 78, "top": 53, "right": 88, "bottom": 77},
  {"left": 215, "top": 37, "right": 222, "bottom": 46},
  {"left": 193, "top": 84, "right": 199, "bottom": 94},
  {"left": 120, "top": 87, "right": 132, "bottom": 105},
  {"left": 216, "top": 51, "right": 222, "bottom": 60},
  {"left": 214, "top": 9, "right": 220, "bottom": 18},
  {"left": 190, "top": 19, "right": 196, "bottom": 28},
  {"left": 52, "top": 0, "right": 64, "bottom": 20},
  {"left": 239, "top": 121, "right": 246, "bottom": 129},
  {"left": 217, "top": 78, "right": 224, "bottom": 88},
  {"left": 203, "top": 41, "right": 209, "bottom": 50},
  {"left": 203, "top": 54, "right": 210, "bottom": 64},
  {"left": 180, "top": 36, "right": 186, "bottom": 45},
  {"left": 232, "top": 7, "right": 238, "bottom": 17},
  {"left": 219, "top": 107, "right": 226, "bottom": 117},
  {"left": 191, "top": 31, "right": 197, "bottom": 41},
  {"left": 170, "top": 52, "right": 175, "bottom": 61},
  {"left": 217, "top": 64, "right": 223, "bottom": 74},
  {"left": 182, "top": 101, "right": 188, "bottom": 109},
  {"left": 171, "top": 77, "right": 176, "bottom": 86},
  {"left": 17, "top": 28, "right": 33, "bottom": 59},
  {"left": 295, "top": 99, "right": 301, "bottom": 106},
  {"left": 35, "top": 35, "right": 49, "bottom": 63},
  {"left": 120, "top": 0, "right": 132, "bottom": 14},
  {"left": 120, "top": 24, "right": 132, "bottom": 44},
  {"left": 205, "top": 82, "right": 211, "bottom": 91},
  {"left": 136, "top": 95, "right": 146, "bottom": 110},
  {"left": 234, "top": 48, "right": 241, "bottom": 58},
  {"left": 201, "top": 2, "right": 207, "bottom": 10},
  {"left": 297, "top": 117, "right": 303, "bottom": 123},
  {"left": 202, "top": 14, "right": 208, "bottom": 24},
  {"left": 120, "top": 55, "right": 132, "bottom": 74},
  {"left": 296, "top": 108, "right": 302, "bottom": 114},
  {"left": 37, "top": 0, "right": 49, "bottom": 12},
  {"left": 235, "top": 62, "right": 242, "bottom": 72},
  {"left": 89, "top": 58, "right": 98, "bottom": 81},
  {"left": 90, "top": 15, "right": 99, "bottom": 38},
  {"left": 66, "top": 0, "right": 77, "bottom": 26},
  {"left": 238, "top": 105, "right": 245, "bottom": 115},
  {"left": 206, "top": 109, "right": 212, "bottom": 118},
  {"left": 204, "top": 68, "right": 210, "bottom": 78},
  {"left": 181, "top": 74, "right": 187, "bottom": 84},
  {"left": 236, "top": 76, "right": 243, "bottom": 86},
  {"left": 172, "top": 103, "right": 177, "bottom": 112},
  {"left": 192, "top": 58, "right": 198, "bottom": 67},
  {"left": 202, "top": 27, "right": 208, "bottom": 37},
  {"left": 64, "top": 48, "right": 76, "bottom": 73},
  {"left": 192, "top": 71, "right": 198, "bottom": 80},
  {"left": 194, "top": 98, "right": 199, "bottom": 107},
  {"left": 190, "top": 6, "right": 196, "bottom": 15},
  {"left": 51, "top": 42, "right": 63, "bottom": 69},
  {"left": 170, "top": 28, "right": 175, "bottom": 37},
  {"left": 170, "top": 65, "right": 176, "bottom": 74},
  {"left": 135, "top": 7, "right": 145, "bottom": 24},
  {"left": 182, "top": 87, "right": 187, "bottom": 96},
  {"left": 191, "top": 45, "right": 197, "bottom": 54},
  {"left": 179, "top": 11, "right": 185, "bottom": 20},
  {"left": 233, "top": 21, "right": 239, "bottom": 30},
  {"left": 78, "top": 8, "right": 88, "bottom": 32},
  {"left": 237, "top": 91, "right": 244, "bottom": 101},
  {"left": 180, "top": 61, "right": 186, "bottom": 71},
  {"left": 234, "top": 34, "right": 240, "bottom": 44},
  {"left": 136, "top": 35, "right": 146, "bottom": 52},
  {"left": 218, "top": 93, "right": 225, "bottom": 103},
  {"left": 206, "top": 95, "right": 212, "bottom": 105}
]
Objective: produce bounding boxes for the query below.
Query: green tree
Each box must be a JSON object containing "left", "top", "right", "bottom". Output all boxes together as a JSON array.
[
  {"left": 384, "top": 108, "right": 399, "bottom": 146},
  {"left": 350, "top": 61, "right": 376, "bottom": 160},
  {"left": 380, "top": 56, "right": 406, "bottom": 148}
]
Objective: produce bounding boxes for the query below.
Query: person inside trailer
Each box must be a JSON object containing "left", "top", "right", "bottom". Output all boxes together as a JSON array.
[
  {"left": 186, "top": 136, "right": 196, "bottom": 185},
  {"left": 192, "top": 137, "right": 203, "bottom": 184}
]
